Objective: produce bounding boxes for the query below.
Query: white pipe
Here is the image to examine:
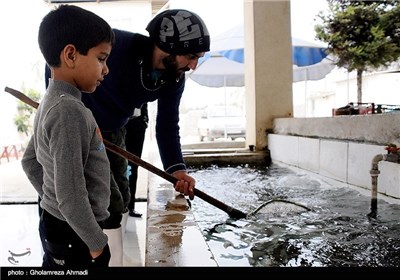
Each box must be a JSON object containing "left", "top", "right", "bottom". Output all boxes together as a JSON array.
[
  {"left": 369, "top": 153, "right": 390, "bottom": 218},
  {"left": 372, "top": 154, "right": 385, "bottom": 165}
]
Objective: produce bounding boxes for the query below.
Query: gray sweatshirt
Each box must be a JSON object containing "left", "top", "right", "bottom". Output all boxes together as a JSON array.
[{"left": 21, "top": 79, "right": 111, "bottom": 251}]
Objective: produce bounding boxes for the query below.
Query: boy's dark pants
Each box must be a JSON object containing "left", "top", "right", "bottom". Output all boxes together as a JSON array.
[{"left": 39, "top": 209, "right": 110, "bottom": 268}]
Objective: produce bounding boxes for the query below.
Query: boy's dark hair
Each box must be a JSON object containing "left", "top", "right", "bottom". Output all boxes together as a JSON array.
[{"left": 38, "top": 4, "right": 115, "bottom": 67}]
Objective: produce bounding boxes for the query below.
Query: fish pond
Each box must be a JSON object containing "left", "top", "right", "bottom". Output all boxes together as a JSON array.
[{"left": 189, "top": 163, "right": 400, "bottom": 267}]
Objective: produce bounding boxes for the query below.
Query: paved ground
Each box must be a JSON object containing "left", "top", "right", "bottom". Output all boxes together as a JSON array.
[{"left": 0, "top": 159, "right": 37, "bottom": 204}]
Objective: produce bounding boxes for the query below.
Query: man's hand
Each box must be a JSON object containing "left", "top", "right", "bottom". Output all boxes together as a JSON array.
[
  {"left": 90, "top": 248, "right": 103, "bottom": 259},
  {"left": 172, "top": 170, "right": 196, "bottom": 200}
]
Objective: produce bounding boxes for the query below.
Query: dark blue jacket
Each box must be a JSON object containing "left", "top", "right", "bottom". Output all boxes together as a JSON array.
[{"left": 46, "top": 29, "right": 187, "bottom": 174}]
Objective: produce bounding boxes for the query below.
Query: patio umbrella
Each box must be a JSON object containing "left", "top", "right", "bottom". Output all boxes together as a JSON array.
[
  {"left": 211, "top": 24, "right": 330, "bottom": 67},
  {"left": 188, "top": 24, "right": 335, "bottom": 87},
  {"left": 293, "top": 56, "right": 335, "bottom": 82},
  {"left": 188, "top": 52, "right": 244, "bottom": 87}
]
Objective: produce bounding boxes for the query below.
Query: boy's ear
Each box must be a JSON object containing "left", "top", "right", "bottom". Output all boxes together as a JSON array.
[{"left": 62, "top": 44, "right": 77, "bottom": 67}]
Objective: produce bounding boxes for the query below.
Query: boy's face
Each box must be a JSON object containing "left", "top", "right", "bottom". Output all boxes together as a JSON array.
[{"left": 74, "top": 42, "right": 112, "bottom": 93}]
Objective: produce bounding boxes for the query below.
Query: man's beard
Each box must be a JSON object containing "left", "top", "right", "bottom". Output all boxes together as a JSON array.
[{"left": 163, "top": 55, "right": 190, "bottom": 80}]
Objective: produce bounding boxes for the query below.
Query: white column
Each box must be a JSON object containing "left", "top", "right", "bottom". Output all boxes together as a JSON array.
[{"left": 244, "top": 0, "right": 293, "bottom": 150}]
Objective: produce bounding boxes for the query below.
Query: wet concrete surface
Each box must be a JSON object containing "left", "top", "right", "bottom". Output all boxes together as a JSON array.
[{"left": 145, "top": 173, "right": 217, "bottom": 267}]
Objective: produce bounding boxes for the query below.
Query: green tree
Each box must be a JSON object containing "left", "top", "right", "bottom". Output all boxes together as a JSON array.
[
  {"left": 315, "top": 0, "right": 400, "bottom": 103},
  {"left": 14, "top": 87, "right": 41, "bottom": 136}
]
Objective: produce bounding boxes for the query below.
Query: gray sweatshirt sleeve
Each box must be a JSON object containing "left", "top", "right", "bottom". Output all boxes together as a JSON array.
[{"left": 21, "top": 136, "right": 44, "bottom": 198}]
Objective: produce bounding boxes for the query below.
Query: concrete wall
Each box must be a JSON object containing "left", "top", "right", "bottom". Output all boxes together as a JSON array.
[
  {"left": 268, "top": 114, "right": 400, "bottom": 199},
  {"left": 273, "top": 113, "right": 400, "bottom": 146}
]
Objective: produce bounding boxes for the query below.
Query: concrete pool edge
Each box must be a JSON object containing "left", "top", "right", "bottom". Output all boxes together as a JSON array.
[{"left": 144, "top": 143, "right": 219, "bottom": 267}]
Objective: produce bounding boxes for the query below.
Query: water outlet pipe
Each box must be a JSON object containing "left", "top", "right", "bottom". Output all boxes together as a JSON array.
[{"left": 369, "top": 145, "right": 400, "bottom": 218}]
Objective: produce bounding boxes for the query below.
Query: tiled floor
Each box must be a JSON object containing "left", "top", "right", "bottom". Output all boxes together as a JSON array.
[
  {"left": 0, "top": 202, "right": 147, "bottom": 267},
  {"left": 123, "top": 202, "right": 147, "bottom": 267},
  {"left": 1, "top": 204, "right": 42, "bottom": 267},
  {"left": 0, "top": 158, "right": 147, "bottom": 267}
]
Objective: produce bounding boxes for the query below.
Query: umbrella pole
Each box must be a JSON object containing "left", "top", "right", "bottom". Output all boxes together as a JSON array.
[
  {"left": 304, "top": 80, "right": 308, "bottom": 116},
  {"left": 224, "top": 75, "right": 227, "bottom": 139},
  {"left": 304, "top": 70, "right": 308, "bottom": 117}
]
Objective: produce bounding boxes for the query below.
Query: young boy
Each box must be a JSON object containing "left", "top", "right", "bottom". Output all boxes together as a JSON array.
[{"left": 21, "top": 5, "right": 115, "bottom": 268}]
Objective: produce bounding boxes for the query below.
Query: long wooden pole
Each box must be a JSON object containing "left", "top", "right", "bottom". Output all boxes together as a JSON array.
[{"left": 4, "top": 86, "right": 247, "bottom": 219}]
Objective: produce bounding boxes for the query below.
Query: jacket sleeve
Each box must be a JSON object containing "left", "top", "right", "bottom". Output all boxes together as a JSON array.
[
  {"left": 21, "top": 136, "right": 44, "bottom": 198},
  {"left": 156, "top": 79, "right": 187, "bottom": 174}
]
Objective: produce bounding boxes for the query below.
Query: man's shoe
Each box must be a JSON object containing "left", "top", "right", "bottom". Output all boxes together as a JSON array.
[{"left": 128, "top": 209, "right": 142, "bottom": 218}]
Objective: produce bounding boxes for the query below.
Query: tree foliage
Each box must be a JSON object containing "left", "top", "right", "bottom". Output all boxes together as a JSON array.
[
  {"left": 14, "top": 87, "right": 42, "bottom": 136},
  {"left": 315, "top": 0, "right": 400, "bottom": 102}
]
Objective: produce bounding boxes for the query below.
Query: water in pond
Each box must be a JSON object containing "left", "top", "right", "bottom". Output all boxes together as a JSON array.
[{"left": 189, "top": 163, "right": 400, "bottom": 267}]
